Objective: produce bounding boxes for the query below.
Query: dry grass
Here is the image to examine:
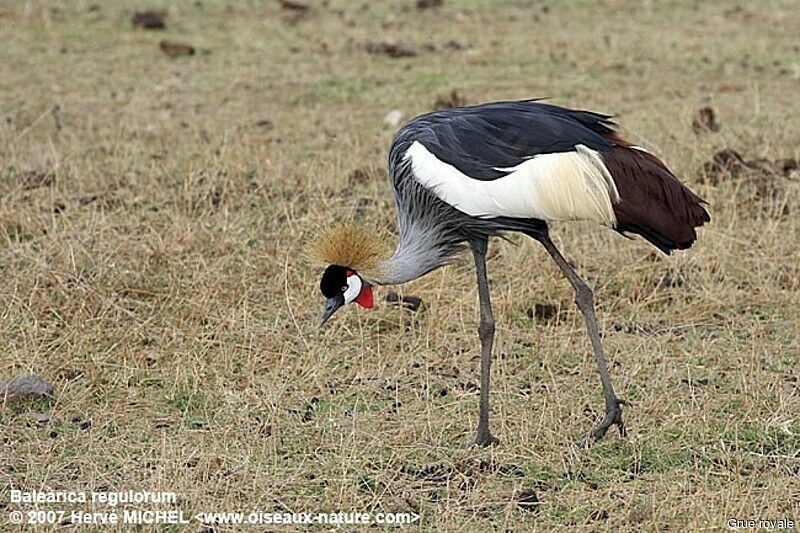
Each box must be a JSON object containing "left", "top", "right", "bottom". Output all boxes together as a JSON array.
[{"left": 1, "top": 0, "right": 799, "bottom": 530}]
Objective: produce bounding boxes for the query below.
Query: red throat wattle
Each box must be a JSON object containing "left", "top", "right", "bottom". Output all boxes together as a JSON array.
[
  {"left": 346, "top": 270, "right": 374, "bottom": 309},
  {"left": 355, "top": 285, "right": 373, "bottom": 308}
]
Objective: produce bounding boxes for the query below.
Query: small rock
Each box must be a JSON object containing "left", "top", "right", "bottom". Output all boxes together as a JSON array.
[
  {"left": 78, "top": 194, "right": 100, "bottom": 207},
  {"left": 459, "top": 381, "right": 478, "bottom": 393},
  {"left": 516, "top": 489, "right": 540, "bottom": 513},
  {"left": 681, "top": 377, "right": 709, "bottom": 387},
  {"left": 385, "top": 292, "right": 423, "bottom": 311},
  {"left": 527, "top": 303, "right": 558, "bottom": 322},
  {"left": 365, "top": 41, "right": 417, "bottom": 58},
  {"left": 277, "top": 0, "right": 309, "bottom": 10},
  {"left": 417, "top": 0, "right": 443, "bottom": 8},
  {"left": 1, "top": 375, "right": 54, "bottom": 404},
  {"left": 51, "top": 104, "right": 62, "bottom": 131},
  {"left": 132, "top": 10, "right": 166, "bottom": 29},
  {"left": 433, "top": 89, "right": 467, "bottom": 110},
  {"left": 698, "top": 148, "right": 798, "bottom": 186},
  {"left": 20, "top": 170, "right": 54, "bottom": 190},
  {"left": 656, "top": 272, "right": 685, "bottom": 289},
  {"left": 58, "top": 367, "right": 83, "bottom": 380},
  {"left": 160, "top": 40, "right": 195, "bottom": 57},
  {"left": 301, "top": 397, "right": 319, "bottom": 422},
  {"left": 348, "top": 166, "right": 381, "bottom": 185},
  {"left": 692, "top": 106, "right": 720, "bottom": 134},
  {"left": 444, "top": 39, "right": 466, "bottom": 51},
  {"left": 383, "top": 109, "right": 404, "bottom": 127},
  {"left": 354, "top": 196, "right": 376, "bottom": 216},
  {"left": 499, "top": 464, "right": 526, "bottom": 477},
  {"left": 700, "top": 148, "right": 749, "bottom": 183},
  {"left": 401, "top": 462, "right": 454, "bottom": 482},
  {"left": 776, "top": 158, "right": 798, "bottom": 177}
]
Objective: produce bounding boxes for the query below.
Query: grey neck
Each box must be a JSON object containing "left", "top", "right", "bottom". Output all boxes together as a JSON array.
[
  {"left": 369, "top": 219, "right": 464, "bottom": 286},
  {"left": 369, "top": 154, "right": 469, "bottom": 286}
]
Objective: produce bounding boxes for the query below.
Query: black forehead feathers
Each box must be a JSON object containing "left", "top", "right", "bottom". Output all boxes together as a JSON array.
[{"left": 320, "top": 264, "right": 352, "bottom": 298}]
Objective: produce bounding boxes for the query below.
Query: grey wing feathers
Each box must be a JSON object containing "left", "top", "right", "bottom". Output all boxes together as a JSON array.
[{"left": 390, "top": 100, "right": 617, "bottom": 180}]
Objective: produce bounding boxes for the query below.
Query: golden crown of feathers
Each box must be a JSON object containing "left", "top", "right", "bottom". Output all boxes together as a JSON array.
[{"left": 308, "top": 223, "right": 388, "bottom": 275}]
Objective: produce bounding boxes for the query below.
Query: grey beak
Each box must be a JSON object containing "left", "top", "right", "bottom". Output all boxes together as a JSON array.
[{"left": 319, "top": 294, "right": 345, "bottom": 327}]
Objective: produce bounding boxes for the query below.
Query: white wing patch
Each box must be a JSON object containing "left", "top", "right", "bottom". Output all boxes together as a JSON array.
[{"left": 404, "top": 141, "right": 620, "bottom": 226}]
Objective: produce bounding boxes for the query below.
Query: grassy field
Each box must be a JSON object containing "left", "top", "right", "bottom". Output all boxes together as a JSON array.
[{"left": 1, "top": 0, "right": 799, "bottom": 530}]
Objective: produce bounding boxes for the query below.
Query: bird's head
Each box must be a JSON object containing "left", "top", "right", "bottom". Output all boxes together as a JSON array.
[
  {"left": 318, "top": 264, "right": 374, "bottom": 326},
  {"left": 308, "top": 223, "right": 386, "bottom": 327}
]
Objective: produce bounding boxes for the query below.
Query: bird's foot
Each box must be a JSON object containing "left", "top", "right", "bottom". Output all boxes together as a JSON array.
[
  {"left": 474, "top": 426, "right": 500, "bottom": 447},
  {"left": 591, "top": 398, "right": 629, "bottom": 443}
]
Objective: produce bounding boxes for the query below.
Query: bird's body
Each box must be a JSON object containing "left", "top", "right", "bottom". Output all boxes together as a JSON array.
[{"left": 315, "top": 99, "right": 709, "bottom": 445}]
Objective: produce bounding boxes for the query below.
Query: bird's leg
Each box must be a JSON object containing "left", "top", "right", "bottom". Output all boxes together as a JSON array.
[
  {"left": 536, "top": 234, "right": 627, "bottom": 442},
  {"left": 471, "top": 237, "right": 500, "bottom": 447}
]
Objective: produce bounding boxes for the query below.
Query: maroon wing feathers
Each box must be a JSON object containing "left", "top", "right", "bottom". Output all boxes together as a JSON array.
[{"left": 603, "top": 138, "right": 710, "bottom": 254}]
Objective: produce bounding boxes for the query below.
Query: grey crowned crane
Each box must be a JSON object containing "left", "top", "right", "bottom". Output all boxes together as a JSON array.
[{"left": 313, "top": 99, "right": 709, "bottom": 446}]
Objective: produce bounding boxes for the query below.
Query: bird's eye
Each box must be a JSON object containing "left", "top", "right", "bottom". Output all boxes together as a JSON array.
[{"left": 341, "top": 285, "right": 348, "bottom": 292}]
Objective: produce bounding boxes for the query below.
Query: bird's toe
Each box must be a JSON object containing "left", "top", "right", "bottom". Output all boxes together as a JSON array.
[
  {"left": 591, "top": 399, "right": 627, "bottom": 442},
  {"left": 474, "top": 428, "right": 500, "bottom": 447}
]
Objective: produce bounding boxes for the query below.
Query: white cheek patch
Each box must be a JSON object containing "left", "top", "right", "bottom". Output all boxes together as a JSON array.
[{"left": 343, "top": 275, "right": 362, "bottom": 304}]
